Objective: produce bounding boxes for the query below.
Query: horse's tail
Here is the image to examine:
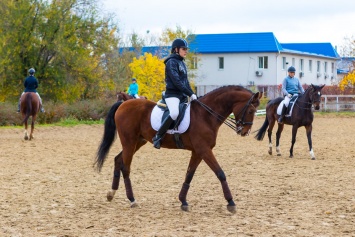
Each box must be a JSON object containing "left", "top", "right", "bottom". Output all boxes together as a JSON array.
[
  {"left": 94, "top": 101, "right": 123, "bottom": 172},
  {"left": 254, "top": 115, "right": 269, "bottom": 141},
  {"left": 22, "top": 93, "right": 32, "bottom": 124}
]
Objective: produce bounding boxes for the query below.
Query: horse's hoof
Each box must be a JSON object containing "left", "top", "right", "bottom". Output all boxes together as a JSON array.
[
  {"left": 289, "top": 155, "right": 293, "bottom": 158},
  {"left": 277, "top": 154, "right": 281, "bottom": 156},
  {"left": 181, "top": 205, "right": 190, "bottom": 212},
  {"left": 24, "top": 136, "right": 28, "bottom": 140},
  {"left": 227, "top": 205, "right": 236, "bottom": 214},
  {"left": 130, "top": 201, "right": 139, "bottom": 208},
  {"left": 268, "top": 151, "right": 272, "bottom": 155},
  {"left": 311, "top": 157, "right": 316, "bottom": 160},
  {"left": 107, "top": 191, "right": 114, "bottom": 201}
]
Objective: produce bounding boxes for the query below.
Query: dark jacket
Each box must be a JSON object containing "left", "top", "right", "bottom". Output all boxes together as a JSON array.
[
  {"left": 164, "top": 54, "right": 194, "bottom": 98},
  {"left": 24, "top": 76, "right": 38, "bottom": 92}
]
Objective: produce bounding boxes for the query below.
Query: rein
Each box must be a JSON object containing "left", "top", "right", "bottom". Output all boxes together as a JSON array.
[
  {"left": 294, "top": 88, "right": 319, "bottom": 110},
  {"left": 195, "top": 93, "right": 256, "bottom": 131}
]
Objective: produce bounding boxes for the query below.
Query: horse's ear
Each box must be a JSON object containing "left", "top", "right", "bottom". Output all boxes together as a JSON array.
[
  {"left": 253, "top": 92, "right": 262, "bottom": 100},
  {"left": 320, "top": 84, "right": 325, "bottom": 89}
]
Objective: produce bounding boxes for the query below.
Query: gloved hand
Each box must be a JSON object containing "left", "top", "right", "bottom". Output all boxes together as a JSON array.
[
  {"left": 190, "top": 94, "right": 197, "bottom": 101},
  {"left": 287, "top": 94, "right": 292, "bottom": 98}
]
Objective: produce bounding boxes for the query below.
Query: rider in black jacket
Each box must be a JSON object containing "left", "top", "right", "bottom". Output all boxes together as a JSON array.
[{"left": 152, "top": 38, "right": 197, "bottom": 149}]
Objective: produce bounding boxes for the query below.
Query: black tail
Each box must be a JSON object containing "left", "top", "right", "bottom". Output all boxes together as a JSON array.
[
  {"left": 254, "top": 115, "right": 269, "bottom": 141},
  {"left": 22, "top": 93, "right": 32, "bottom": 124},
  {"left": 94, "top": 101, "right": 123, "bottom": 172}
]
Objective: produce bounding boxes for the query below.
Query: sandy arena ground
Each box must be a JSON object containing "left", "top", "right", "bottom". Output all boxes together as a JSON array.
[{"left": 0, "top": 116, "right": 354, "bottom": 237}]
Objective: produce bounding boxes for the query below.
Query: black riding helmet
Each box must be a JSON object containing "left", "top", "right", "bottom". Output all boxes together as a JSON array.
[
  {"left": 171, "top": 38, "right": 189, "bottom": 53},
  {"left": 28, "top": 68, "right": 35, "bottom": 75},
  {"left": 288, "top": 66, "right": 296, "bottom": 72}
]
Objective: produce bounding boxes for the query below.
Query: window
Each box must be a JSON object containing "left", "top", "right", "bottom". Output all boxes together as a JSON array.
[
  {"left": 292, "top": 58, "right": 295, "bottom": 66},
  {"left": 299, "top": 59, "right": 304, "bottom": 72},
  {"left": 218, "top": 57, "right": 224, "bottom": 70},
  {"left": 309, "top": 60, "right": 312, "bottom": 72},
  {"left": 258, "top": 56, "right": 268, "bottom": 69},
  {"left": 282, "top": 57, "right": 286, "bottom": 70},
  {"left": 317, "top": 61, "right": 320, "bottom": 72},
  {"left": 324, "top": 62, "right": 328, "bottom": 73},
  {"left": 331, "top": 62, "right": 334, "bottom": 74},
  {"left": 191, "top": 57, "right": 198, "bottom": 69}
]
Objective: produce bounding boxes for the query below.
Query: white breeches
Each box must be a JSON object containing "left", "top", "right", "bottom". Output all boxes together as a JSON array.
[{"left": 165, "top": 97, "right": 180, "bottom": 120}]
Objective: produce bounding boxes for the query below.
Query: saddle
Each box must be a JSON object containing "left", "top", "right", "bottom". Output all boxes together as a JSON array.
[{"left": 157, "top": 93, "right": 188, "bottom": 130}]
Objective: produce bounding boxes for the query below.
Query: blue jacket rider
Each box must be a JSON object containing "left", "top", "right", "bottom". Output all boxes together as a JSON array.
[
  {"left": 277, "top": 66, "right": 304, "bottom": 123},
  {"left": 127, "top": 78, "right": 139, "bottom": 98},
  {"left": 17, "top": 68, "right": 45, "bottom": 113}
]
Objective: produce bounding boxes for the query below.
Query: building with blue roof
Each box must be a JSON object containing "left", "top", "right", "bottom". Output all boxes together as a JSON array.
[{"left": 184, "top": 32, "right": 339, "bottom": 97}]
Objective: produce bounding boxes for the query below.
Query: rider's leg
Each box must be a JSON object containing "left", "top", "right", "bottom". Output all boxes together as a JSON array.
[
  {"left": 152, "top": 97, "right": 179, "bottom": 149},
  {"left": 36, "top": 92, "right": 45, "bottom": 112},
  {"left": 278, "top": 96, "right": 290, "bottom": 124},
  {"left": 17, "top": 92, "right": 24, "bottom": 112}
]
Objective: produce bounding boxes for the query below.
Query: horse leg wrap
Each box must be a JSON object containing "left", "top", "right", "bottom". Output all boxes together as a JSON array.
[
  {"left": 179, "top": 182, "right": 190, "bottom": 205},
  {"left": 112, "top": 170, "right": 121, "bottom": 190},
  {"left": 124, "top": 178, "right": 135, "bottom": 202},
  {"left": 221, "top": 180, "right": 233, "bottom": 203}
]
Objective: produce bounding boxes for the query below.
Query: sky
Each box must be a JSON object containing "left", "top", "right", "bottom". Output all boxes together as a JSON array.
[{"left": 101, "top": 0, "right": 355, "bottom": 49}]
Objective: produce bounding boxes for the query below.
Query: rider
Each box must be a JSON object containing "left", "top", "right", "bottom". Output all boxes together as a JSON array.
[
  {"left": 277, "top": 66, "right": 304, "bottom": 124},
  {"left": 127, "top": 78, "right": 140, "bottom": 99},
  {"left": 152, "top": 38, "right": 197, "bottom": 149},
  {"left": 17, "top": 68, "right": 45, "bottom": 113}
]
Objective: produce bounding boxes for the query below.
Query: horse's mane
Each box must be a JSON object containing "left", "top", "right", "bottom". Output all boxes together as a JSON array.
[{"left": 199, "top": 85, "right": 252, "bottom": 98}]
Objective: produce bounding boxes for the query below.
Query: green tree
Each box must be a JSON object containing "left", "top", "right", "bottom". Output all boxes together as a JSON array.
[{"left": 0, "top": 0, "right": 119, "bottom": 102}]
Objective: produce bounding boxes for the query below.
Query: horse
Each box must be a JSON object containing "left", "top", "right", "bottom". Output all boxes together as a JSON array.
[
  {"left": 95, "top": 86, "right": 263, "bottom": 213},
  {"left": 254, "top": 84, "right": 325, "bottom": 160},
  {"left": 20, "top": 92, "right": 40, "bottom": 140},
  {"left": 116, "top": 91, "right": 147, "bottom": 101}
]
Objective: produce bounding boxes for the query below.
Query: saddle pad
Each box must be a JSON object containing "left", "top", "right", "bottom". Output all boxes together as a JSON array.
[
  {"left": 285, "top": 97, "right": 298, "bottom": 117},
  {"left": 150, "top": 104, "right": 191, "bottom": 134}
]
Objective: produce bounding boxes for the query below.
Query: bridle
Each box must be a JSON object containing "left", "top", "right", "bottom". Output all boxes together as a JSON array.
[
  {"left": 295, "top": 87, "right": 321, "bottom": 110},
  {"left": 195, "top": 93, "right": 256, "bottom": 134}
]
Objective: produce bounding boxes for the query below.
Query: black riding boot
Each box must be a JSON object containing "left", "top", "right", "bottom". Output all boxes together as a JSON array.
[
  {"left": 153, "top": 116, "right": 174, "bottom": 149},
  {"left": 278, "top": 105, "right": 287, "bottom": 124},
  {"left": 17, "top": 99, "right": 21, "bottom": 113}
]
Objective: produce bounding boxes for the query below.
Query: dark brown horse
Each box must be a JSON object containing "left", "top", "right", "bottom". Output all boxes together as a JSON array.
[
  {"left": 95, "top": 86, "right": 262, "bottom": 213},
  {"left": 254, "top": 84, "right": 325, "bottom": 160},
  {"left": 116, "top": 91, "right": 147, "bottom": 101},
  {"left": 20, "top": 92, "right": 40, "bottom": 140}
]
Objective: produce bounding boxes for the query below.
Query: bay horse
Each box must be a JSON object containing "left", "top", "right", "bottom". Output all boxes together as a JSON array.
[
  {"left": 116, "top": 91, "right": 147, "bottom": 101},
  {"left": 20, "top": 92, "right": 40, "bottom": 140},
  {"left": 254, "top": 84, "right": 325, "bottom": 160},
  {"left": 95, "top": 86, "right": 262, "bottom": 213}
]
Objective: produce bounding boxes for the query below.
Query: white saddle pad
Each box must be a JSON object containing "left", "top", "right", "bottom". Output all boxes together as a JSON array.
[{"left": 150, "top": 104, "right": 191, "bottom": 134}]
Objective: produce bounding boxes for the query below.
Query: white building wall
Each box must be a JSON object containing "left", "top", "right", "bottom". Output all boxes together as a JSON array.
[{"left": 193, "top": 52, "right": 337, "bottom": 96}]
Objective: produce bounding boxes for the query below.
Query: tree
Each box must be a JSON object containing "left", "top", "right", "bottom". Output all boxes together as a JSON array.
[
  {"left": 0, "top": 0, "right": 119, "bottom": 102},
  {"left": 128, "top": 53, "right": 165, "bottom": 101},
  {"left": 339, "top": 70, "right": 355, "bottom": 93}
]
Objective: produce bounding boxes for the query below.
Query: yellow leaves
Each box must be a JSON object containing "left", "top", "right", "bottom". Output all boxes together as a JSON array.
[
  {"left": 339, "top": 70, "right": 355, "bottom": 91},
  {"left": 129, "top": 53, "right": 165, "bottom": 101}
]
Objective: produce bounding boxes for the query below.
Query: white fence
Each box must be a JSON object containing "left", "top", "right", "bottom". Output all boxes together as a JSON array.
[{"left": 321, "top": 95, "right": 355, "bottom": 112}]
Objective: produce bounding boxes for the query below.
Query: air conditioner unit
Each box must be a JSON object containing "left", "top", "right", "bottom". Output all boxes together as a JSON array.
[
  {"left": 299, "top": 72, "right": 304, "bottom": 77},
  {"left": 248, "top": 81, "right": 255, "bottom": 86},
  {"left": 331, "top": 74, "right": 334, "bottom": 79},
  {"left": 255, "top": 70, "right": 263, "bottom": 76},
  {"left": 316, "top": 72, "right": 321, "bottom": 78},
  {"left": 324, "top": 74, "right": 329, "bottom": 79}
]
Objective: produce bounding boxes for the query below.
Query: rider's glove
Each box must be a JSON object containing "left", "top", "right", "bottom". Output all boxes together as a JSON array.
[
  {"left": 287, "top": 94, "right": 292, "bottom": 98},
  {"left": 190, "top": 94, "right": 197, "bottom": 101}
]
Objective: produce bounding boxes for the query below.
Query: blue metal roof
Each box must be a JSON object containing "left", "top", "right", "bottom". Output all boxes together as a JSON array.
[
  {"left": 119, "top": 46, "right": 170, "bottom": 58},
  {"left": 188, "top": 32, "right": 283, "bottom": 54},
  {"left": 280, "top": 43, "right": 339, "bottom": 58}
]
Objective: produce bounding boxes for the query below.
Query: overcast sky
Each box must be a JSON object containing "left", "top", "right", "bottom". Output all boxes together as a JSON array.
[{"left": 102, "top": 0, "right": 355, "bottom": 48}]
